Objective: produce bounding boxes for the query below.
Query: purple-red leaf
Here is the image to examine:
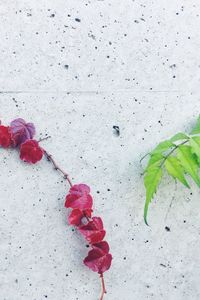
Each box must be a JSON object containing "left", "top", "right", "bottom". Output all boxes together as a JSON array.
[{"left": 10, "top": 118, "right": 36, "bottom": 146}]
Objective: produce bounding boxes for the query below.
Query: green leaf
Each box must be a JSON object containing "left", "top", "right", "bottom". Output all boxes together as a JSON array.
[
  {"left": 144, "top": 167, "right": 163, "bottom": 225},
  {"left": 164, "top": 156, "right": 190, "bottom": 188},
  {"left": 177, "top": 145, "right": 200, "bottom": 187},
  {"left": 151, "top": 140, "right": 174, "bottom": 155},
  {"left": 190, "top": 116, "right": 200, "bottom": 134},
  {"left": 190, "top": 136, "right": 200, "bottom": 158},
  {"left": 170, "top": 132, "right": 188, "bottom": 142},
  {"left": 145, "top": 153, "right": 164, "bottom": 172}
]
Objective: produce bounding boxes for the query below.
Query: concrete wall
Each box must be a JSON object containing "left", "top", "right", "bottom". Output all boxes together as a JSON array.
[{"left": 0, "top": 1, "right": 200, "bottom": 299}]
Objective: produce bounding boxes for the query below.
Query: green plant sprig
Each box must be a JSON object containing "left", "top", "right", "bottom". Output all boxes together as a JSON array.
[{"left": 142, "top": 116, "right": 200, "bottom": 225}]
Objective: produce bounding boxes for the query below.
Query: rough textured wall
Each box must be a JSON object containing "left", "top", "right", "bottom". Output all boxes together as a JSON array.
[{"left": 0, "top": 1, "right": 200, "bottom": 300}]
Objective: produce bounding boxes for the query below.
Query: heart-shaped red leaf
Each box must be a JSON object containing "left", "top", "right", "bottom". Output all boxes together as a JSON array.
[
  {"left": 79, "top": 217, "right": 106, "bottom": 244},
  {"left": 68, "top": 208, "right": 92, "bottom": 226},
  {"left": 20, "top": 140, "right": 44, "bottom": 164},
  {"left": 84, "top": 248, "right": 112, "bottom": 274},
  {"left": 65, "top": 184, "right": 93, "bottom": 210}
]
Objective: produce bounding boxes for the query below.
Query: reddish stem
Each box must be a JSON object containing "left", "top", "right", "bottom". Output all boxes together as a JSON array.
[
  {"left": 100, "top": 273, "right": 106, "bottom": 300},
  {"left": 43, "top": 149, "right": 73, "bottom": 187},
  {"left": 43, "top": 147, "right": 107, "bottom": 299},
  {"left": 38, "top": 136, "right": 51, "bottom": 143}
]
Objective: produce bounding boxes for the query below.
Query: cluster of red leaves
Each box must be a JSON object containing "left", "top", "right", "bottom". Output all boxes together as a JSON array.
[
  {"left": 65, "top": 184, "right": 112, "bottom": 275},
  {"left": 0, "top": 118, "right": 43, "bottom": 163}
]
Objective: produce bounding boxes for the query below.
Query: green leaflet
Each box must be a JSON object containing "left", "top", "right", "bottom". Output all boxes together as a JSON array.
[
  {"left": 190, "top": 115, "right": 200, "bottom": 135},
  {"left": 177, "top": 145, "right": 200, "bottom": 187},
  {"left": 170, "top": 132, "right": 188, "bottom": 142},
  {"left": 190, "top": 136, "right": 200, "bottom": 158},
  {"left": 145, "top": 153, "right": 164, "bottom": 172},
  {"left": 164, "top": 156, "right": 190, "bottom": 188},
  {"left": 144, "top": 167, "right": 162, "bottom": 225},
  {"left": 151, "top": 140, "right": 174, "bottom": 155}
]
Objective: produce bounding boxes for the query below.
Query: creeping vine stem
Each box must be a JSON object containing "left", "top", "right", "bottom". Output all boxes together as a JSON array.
[{"left": 42, "top": 143, "right": 107, "bottom": 300}]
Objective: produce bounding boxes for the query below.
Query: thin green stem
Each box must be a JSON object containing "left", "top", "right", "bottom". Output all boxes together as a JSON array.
[
  {"left": 140, "top": 152, "right": 150, "bottom": 163},
  {"left": 160, "top": 139, "right": 189, "bottom": 167}
]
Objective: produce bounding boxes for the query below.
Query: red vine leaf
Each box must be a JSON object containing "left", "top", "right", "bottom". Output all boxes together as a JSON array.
[
  {"left": 79, "top": 217, "right": 106, "bottom": 244},
  {"left": 10, "top": 118, "right": 35, "bottom": 146},
  {"left": 84, "top": 242, "right": 112, "bottom": 274},
  {"left": 68, "top": 208, "right": 92, "bottom": 226},
  {"left": 65, "top": 184, "right": 93, "bottom": 210},
  {"left": 20, "top": 140, "right": 44, "bottom": 164},
  {"left": 0, "top": 126, "right": 12, "bottom": 148},
  {"left": 92, "top": 241, "right": 110, "bottom": 253}
]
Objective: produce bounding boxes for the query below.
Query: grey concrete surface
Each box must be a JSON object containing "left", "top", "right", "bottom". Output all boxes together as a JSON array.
[{"left": 1, "top": 1, "right": 200, "bottom": 300}]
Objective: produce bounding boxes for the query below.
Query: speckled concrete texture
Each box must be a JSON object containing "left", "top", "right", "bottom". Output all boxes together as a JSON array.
[{"left": 1, "top": 1, "right": 200, "bottom": 300}]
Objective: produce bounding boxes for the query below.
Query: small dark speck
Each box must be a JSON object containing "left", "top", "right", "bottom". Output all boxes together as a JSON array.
[
  {"left": 165, "top": 226, "right": 170, "bottom": 232},
  {"left": 113, "top": 125, "right": 120, "bottom": 136},
  {"left": 50, "top": 14, "right": 55, "bottom": 17},
  {"left": 64, "top": 65, "right": 69, "bottom": 69},
  {"left": 75, "top": 18, "right": 81, "bottom": 22},
  {"left": 170, "top": 64, "right": 176, "bottom": 69},
  {"left": 160, "top": 263, "right": 167, "bottom": 268}
]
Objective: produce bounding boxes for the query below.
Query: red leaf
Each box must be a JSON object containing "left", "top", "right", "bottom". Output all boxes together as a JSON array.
[
  {"left": 84, "top": 248, "right": 112, "bottom": 274},
  {"left": 65, "top": 184, "right": 93, "bottom": 210},
  {"left": 68, "top": 208, "right": 92, "bottom": 226},
  {"left": 79, "top": 217, "right": 106, "bottom": 244},
  {"left": 0, "top": 126, "right": 12, "bottom": 148},
  {"left": 20, "top": 140, "right": 44, "bottom": 164},
  {"left": 92, "top": 241, "right": 110, "bottom": 254}
]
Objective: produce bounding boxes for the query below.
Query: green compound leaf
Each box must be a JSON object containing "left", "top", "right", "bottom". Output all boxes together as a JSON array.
[
  {"left": 144, "top": 167, "right": 163, "bottom": 225},
  {"left": 145, "top": 153, "right": 164, "bottom": 172},
  {"left": 190, "top": 116, "right": 200, "bottom": 135},
  {"left": 151, "top": 140, "right": 174, "bottom": 155},
  {"left": 177, "top": 145, "right": 200, "bottom": 187},
  {"left": 170, "top": 132, "right": 188, "bottom": 142},
  {"left": 142, "top": 116, "right": 200, "bottom": 225},
  {"left": 164, "top": 156, "right": 190, "bottom": 188},
  {"left": 190, "top": 136, "right": 200, "bottom": 158}
]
